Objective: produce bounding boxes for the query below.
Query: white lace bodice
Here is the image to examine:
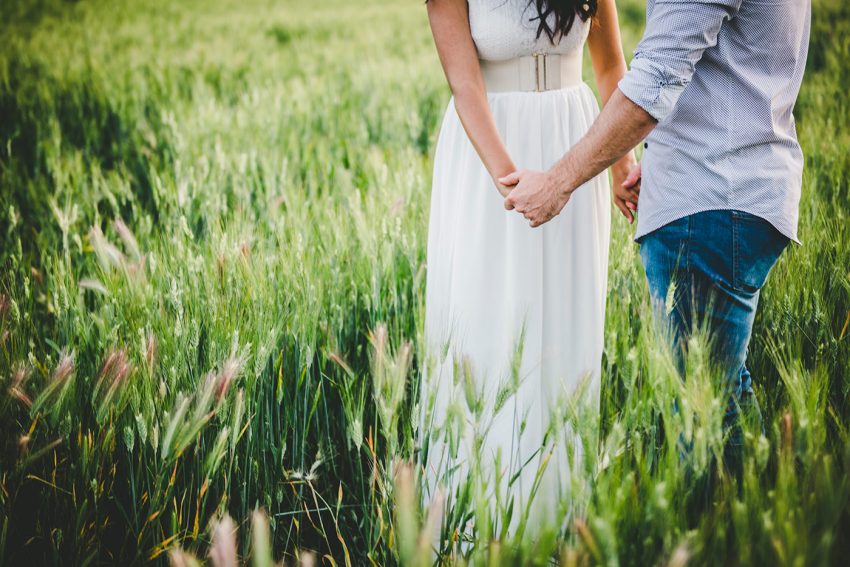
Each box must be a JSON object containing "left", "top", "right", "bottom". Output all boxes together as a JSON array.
[{"left": 468, "top": 0, "right": 589, "bottom": 61}]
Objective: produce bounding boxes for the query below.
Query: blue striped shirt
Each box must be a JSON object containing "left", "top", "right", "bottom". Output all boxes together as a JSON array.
[{"left": 617, "top": 0, "right": 812, "bottom": 243}]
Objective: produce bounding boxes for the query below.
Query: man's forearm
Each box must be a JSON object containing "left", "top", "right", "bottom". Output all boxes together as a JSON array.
[{"left": 550, "top": 89, "right": 657, "bottom": 195}]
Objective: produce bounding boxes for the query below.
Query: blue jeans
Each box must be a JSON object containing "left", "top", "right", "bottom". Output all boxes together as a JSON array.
[{"left": 638, "top": 210, "right": 789, "bottom": 459}]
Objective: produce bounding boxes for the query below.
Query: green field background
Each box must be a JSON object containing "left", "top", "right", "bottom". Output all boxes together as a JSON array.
[{"left": 1, "top": 0, "right": 849, "bottom": 565}]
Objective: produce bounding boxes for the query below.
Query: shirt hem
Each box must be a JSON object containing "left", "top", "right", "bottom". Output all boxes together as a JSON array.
[{"left": 634, "top": 206, "right": 801, "bottom": 245}]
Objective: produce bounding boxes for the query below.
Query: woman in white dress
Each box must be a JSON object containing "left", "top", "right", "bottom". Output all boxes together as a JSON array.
[{"left": 420, "top": 0, "right": 638, "bottom": 542}]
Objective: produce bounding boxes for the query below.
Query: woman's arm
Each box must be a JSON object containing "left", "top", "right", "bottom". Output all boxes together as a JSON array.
[
  {"left": 427, "top": 0, "right": 514, "bottom": 197},
  {"left": 587, "top": 0, "right": 641, "bottom": 222}
]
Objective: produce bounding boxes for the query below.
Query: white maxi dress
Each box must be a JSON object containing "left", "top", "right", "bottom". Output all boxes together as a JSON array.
[{"left": 420, "top": 0, "right": 610, "bottom": 538}]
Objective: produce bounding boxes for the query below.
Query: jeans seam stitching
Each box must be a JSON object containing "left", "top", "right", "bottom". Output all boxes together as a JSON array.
[
  {"left": 685, "top": 215, "right": 692, "bottom": 275},
  {"left": 733, "top": 214, "right": 740, "bottom": 291}
]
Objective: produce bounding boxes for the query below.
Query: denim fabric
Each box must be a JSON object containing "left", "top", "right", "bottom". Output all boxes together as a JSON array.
[{"left": 637, "top": 210, "right": 789, "bottom": 460}]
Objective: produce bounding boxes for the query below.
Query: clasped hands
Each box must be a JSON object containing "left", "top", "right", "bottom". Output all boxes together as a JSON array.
[{"left": 497, "top": 157, "right": 642, "bottom": 227}]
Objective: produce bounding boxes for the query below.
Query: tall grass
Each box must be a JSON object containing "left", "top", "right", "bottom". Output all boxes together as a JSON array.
[{"left": 0, "top": 0, "right": 848, "bottom": 565}]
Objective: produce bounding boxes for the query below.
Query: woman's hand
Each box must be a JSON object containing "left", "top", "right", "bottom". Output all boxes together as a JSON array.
[
  {"left": 492, "top": 175, "right": 514, "bottom": 198},
  {"left": 611, "top": 155, "right": 640, "bottom": 224},
  {"left": 491, "top": 162, "right": 517, "bottom": 198}
]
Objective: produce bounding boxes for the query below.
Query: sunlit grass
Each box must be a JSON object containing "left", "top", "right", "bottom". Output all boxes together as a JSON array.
[{"left": 0, "top": 0, "right": 848, "bottom": 565}]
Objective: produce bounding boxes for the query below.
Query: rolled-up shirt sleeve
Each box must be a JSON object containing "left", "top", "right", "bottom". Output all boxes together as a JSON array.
[{"left": 618, "top": 0, "right": 742, "bottom": 122}]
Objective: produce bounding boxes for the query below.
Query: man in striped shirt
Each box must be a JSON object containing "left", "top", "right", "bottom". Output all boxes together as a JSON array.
[{"left": 501, "top": 0, "right": 812, "bottom": 470}]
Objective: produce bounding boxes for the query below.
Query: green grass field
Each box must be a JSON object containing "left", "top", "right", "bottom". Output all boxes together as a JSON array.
[{"left": 1, "top": 0, "right": 849, "bottom": 565}]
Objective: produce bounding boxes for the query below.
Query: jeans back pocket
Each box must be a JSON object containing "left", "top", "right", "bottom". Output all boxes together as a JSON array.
[{"left": 732, "top": 211, "right": 789, "bottom": 294}]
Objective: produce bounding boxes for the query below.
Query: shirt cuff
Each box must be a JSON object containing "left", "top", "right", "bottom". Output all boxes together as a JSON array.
[{"left": 618, "top": 57, "right": 689, "bottom": 123}]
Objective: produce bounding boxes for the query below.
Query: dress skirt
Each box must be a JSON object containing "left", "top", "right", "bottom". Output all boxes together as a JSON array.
[{"left": 420, "top": 82, "right": 611, "bottom": 538}]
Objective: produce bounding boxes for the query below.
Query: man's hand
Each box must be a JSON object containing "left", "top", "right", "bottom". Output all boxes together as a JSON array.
[
  {"left": 612, "top": 160, "right": 641, "bottom": 224},
  {"left": 500, "top": 169, "right": 572, "bottom": 228}
]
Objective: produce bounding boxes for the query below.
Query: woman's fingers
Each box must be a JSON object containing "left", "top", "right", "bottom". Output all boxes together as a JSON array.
[
  {"left": 498, "top": 170, "right": 522, "bottom": 186},
  {"left": 614, "top": 197, "right": 634, "bottom": 224},
  {"left": 622, "top": 163, "right": 642, "bottom": 189},
  {"left": 625, "top": 181, "right": 640, "bottom": 206}
]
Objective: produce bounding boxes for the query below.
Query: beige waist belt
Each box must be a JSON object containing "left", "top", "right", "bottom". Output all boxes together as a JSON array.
[{"left": 479, "top": 51, "right": 583, "bottom": 93}]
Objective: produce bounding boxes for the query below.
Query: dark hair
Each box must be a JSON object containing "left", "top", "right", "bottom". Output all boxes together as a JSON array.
[
  {"left": 425, "top": 1, "right": 597, "bottom": 44},
  {"left": 527, "top": 1, "right": 597, "bottom": 43}
]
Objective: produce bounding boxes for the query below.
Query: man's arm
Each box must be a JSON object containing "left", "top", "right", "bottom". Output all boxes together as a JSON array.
[
  {"left": 503, "top": 0, "right": 743, "bottom": 227},
  {"left": 547, "top": 90, "right": 656, "bottom": 203},
  {"left": 498, "top": 91, "right": 654, "bottom": 226},
  {"left": 587, "top": 0, "right": 641, "bottom": 222}
]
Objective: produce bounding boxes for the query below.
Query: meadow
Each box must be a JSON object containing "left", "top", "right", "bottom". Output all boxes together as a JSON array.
[{"left": 1, "top": 0, "right": 849, "bottom": 565}]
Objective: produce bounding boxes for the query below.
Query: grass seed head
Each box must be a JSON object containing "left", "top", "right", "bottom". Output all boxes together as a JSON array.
[
  {"left": 209, "top": 514, "right": 238, "bottom": 567},
  {"left": 18, "top": 434, "right": 30, "bottom": 457},
  {"left": 300, "top": 551, "right": 316, "bottom": 567},
  {"left": 145, "top": 333, "right": 157, "bottom": 371},
  {"left": 0, "top": 293, "right": 10, "bottom": 319},
  {"left": 8, "top": 363, "right": 32, "bottom": 407},
  {"left": 212, "top": 354, "right": 246, "bottom": 405},
  {"left": 51, "top": 351, "right": 75, "bottom": 386},
  {"left": 168, "top": 548, "right": 202, "bottom": 567},
  {"left": 79, "top": 278, "right": 109, "bottom": 295},
  {"left": 114, "top": 218, "right": 141, "bottom": 260},
  {"left": 97, "top": 348, "right": 132, "bottom": 397},
  {"left": 781, "top": 411, "right": 793, "bottom": 452},
  {"left": 89, "top": 225, "right": 126, "bottom": 270},
  {"left": 667, "top": 543, "right": 690, "bottom": 567}
]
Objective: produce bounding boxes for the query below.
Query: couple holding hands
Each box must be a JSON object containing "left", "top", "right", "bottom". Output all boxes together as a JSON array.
[{"left": 420, "top": 0, "right": 811, "bottom": 534}]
